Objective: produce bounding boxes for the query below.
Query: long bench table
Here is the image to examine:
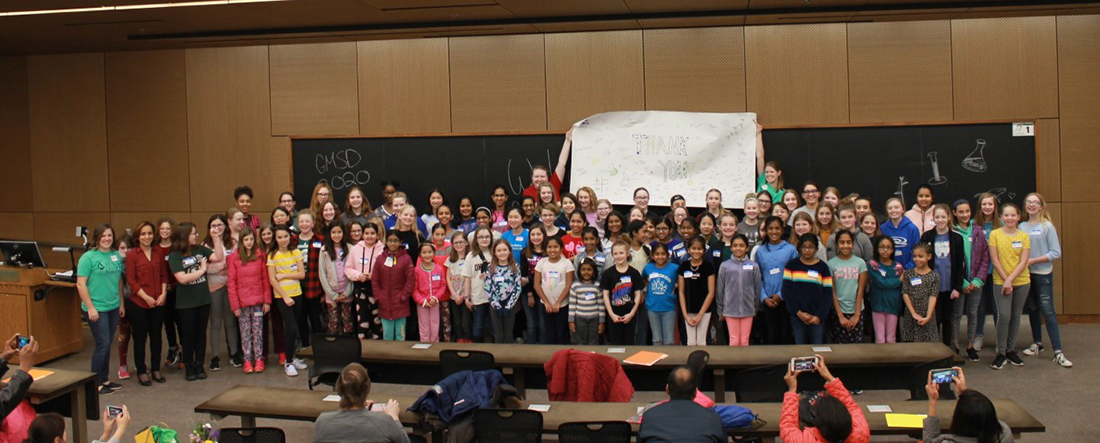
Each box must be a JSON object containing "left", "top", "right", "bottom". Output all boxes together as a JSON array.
[
  {"left": 298, "top": 341, "right": 957, "bottom": 401},
  {"left": 195, "top": 385, "right": 1044, "bottom": 439}
]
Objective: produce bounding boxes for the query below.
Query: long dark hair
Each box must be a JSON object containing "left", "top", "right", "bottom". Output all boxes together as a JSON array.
[
  {"left": 238, "top": 225, "right": 260, "bottom": 265},
  {"left": 171, "top": 222, "right": 197, "bottom": 255},
  {"left": 950, "top": 390, "right": 1004, "bottom": 443},
  {"left": 25, "top": 412, "right": 66, "bottom": 443},
  {"left": 202, "top": 213, "right": 231, "bottom": 248},
  {"left": 813, "top": 395, "right": 852, "bottom": 443},
  {"left": 323, "top": 222, "right": 350, "bottom": 261}
]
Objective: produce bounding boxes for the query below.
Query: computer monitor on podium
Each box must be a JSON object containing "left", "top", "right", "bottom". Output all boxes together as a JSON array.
[{"left": 0, "top": 240, "right": 47, "bottom": 268}]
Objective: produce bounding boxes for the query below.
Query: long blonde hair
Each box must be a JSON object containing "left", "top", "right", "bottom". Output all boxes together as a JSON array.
[
  {"left": 310, "top": 182, "right": 333, "bottom": 218},
  {"left": 1023, "top": 192, "right": 1053, "bottom": 224},
  {"left": 397, "top": 205, "right": 420, "bottom": 237},
  {"left": 788, "top": 211, "right": 818, "bottom": 245},
  {"left": 576, "top": 186, "right": 598, "bottom": 213},
  {"left": 973, "top": 192, "right": 1003, "bottom": 229}
]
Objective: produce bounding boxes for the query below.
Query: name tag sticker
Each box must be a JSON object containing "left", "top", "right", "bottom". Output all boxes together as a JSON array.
[
  {"left": 880, "top": 270, "right": 887, "bottom": 277},
  {"left": 742, "top": 264, "right": 754, "bottom": 271},
  {"left": 1030, "top": 229, "right": 1042, "bottom": 236},
  {"left": 595, "top": 256, "right": 605, "bottom": 264},
  {"left": 385, "top": 257, "right": 395, "bottom": 267},
  {"left": 620, "top": 276, "right": 631, "bottom": 284},
  {"left": 183, "top": 257, "right": 196, "bottom": 267},
  {"left": 516, "top": 237, "right": 524, "bottom": 242},
  {"left": 361, "top": 257, "right": 371, "bottom": 264},
  {"left": 683, "top": 271, "right": 695, "bottom": 278},
  {"left": 713, "top": 250, "right": 722, "bottom": 257},
  {"left": 254, "top": 310, "right": 264, "bottom": 317},
  {"left": 770, "top": 268, "right": 781, "bottom": 275},
  {"left": 895, "top": 250, "right": 902, "bottom": 256},
  {"left": 431, "top": 274, "right": 441, "bottom": 281},
  {"left": 548, "top": 271, "right": 560, "bottom": 279},
  {"left": 312, "top": 242, "right": 322, "bottom": 248},
  {"left": 577, "top": 245, "right": 586, "bottom": 254},
  {"left": 110, "top": 255, "right": 119, "bottom": 262},
  {"left": 493, "top": 275, "right": 505, "bottom": 283},
  {"left": 807, "top": 270, "right": 819, "bottom": 278},
  {"left": 585, "top": 293, "right": 595, "bottom": 300},
  {"left": 1011, "top": 241, "right": 1023, "bottom": 249},
  {"left": 910, "top": 277, "right": 923, "bottom": 286}
]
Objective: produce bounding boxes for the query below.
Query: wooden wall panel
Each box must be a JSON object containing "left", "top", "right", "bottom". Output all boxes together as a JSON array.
[
  {"left": 358, "top": 39, "right": 451, "bottom": 134},
  {"left": 270, "top": 42, "right": 359, "bottom": 136},
  {"left": 449, "top": 34, "right": 547, "bottom": 132},
  {"left": 105, "top": 50, "right": 190, "bottom": 213},
  {"left": 0, "top": 57, "right": 32, "bottom": 212},
  {"left": 1036, "top": 119, "right": 1061, "bottom": 201},
  {"left": 952, "top": 16, "right": 1059, "bottom": 120},
  {"left": 1046, "top": 203, "right": 1064, "bottom": 313},
  {"left": 848, "top": 21, "right": 953, "bottom": 123},
  {"left": 643, "top": 27, "right": 746, "bottom": 113},
  {"left": 185, "top": 46, "right": 278, "bottom": 214},
  {"left": 33, "top": 213, "right": 111, "bottom": 247},
  {"left": 1057, "top": 15, "right": 1100, "bottom": 202},
  {"left": 0, "top": 213, "right": 34, "bottom": 240},
  {"left": 545, "top": 31, "right": 644, "bottom": 130},
  {"left": 28, "top": 53, "right": 109, "bottom": 212},
  {"left": 109, "top": 212, "right": 192, "bottom": 237},
  {"left": 745, "top": 23, "right": 849, "bottom": 125},
  {"left": 1062, "top": 202, "right": 1100, "bottom": 314}
]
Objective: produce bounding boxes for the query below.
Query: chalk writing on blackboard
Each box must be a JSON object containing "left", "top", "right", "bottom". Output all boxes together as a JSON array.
[
  {"left": 506, "top": 150, "right": 553, "bottom": 196},
  {"left": 316, "top": 149, "right": 371, "bottom": 190},
  {"left": 974, "top": 187, "right": 1016, "bottom": 201},
  {"left": 962, "top": 140, "right": 988, "bottom": 173},
  {"left": 927, "top": 152, "right": 947, "bottom": 185}
]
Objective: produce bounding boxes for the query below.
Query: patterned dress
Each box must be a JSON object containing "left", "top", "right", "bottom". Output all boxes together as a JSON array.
[{"left": 900, "top": 269, "right": 941, "bottom": 343}]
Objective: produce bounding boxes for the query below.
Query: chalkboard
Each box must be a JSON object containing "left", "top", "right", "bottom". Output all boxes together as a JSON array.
[
  {"left": 292, "top": 122, "right": 1036, "bottom": 217},
  {"left": 292, "top": 135, "right": 565, "bottom": 214},
  {"left": 761, "top": 122, "right": 1036, "bottom": 209}
]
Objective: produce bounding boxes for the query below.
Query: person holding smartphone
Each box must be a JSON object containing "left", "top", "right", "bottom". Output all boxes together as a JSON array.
[
  {"left": 1, "top": 335, "right": 37, "bottom": 422},
  {"left": 924, "top": 367, "right": 1012, "bottom": 442},
  {"left": 781, "top": 354, "right": 870, "bottom": 443},
  {"left": 93, "top": 405, "right": 132, "bottom": 443}
]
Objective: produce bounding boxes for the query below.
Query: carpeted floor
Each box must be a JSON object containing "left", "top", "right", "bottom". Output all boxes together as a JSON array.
[{"left": 33, "top": 320, "right": 1099, "bottom": 441}]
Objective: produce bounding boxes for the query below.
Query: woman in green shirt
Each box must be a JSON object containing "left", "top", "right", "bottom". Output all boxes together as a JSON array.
[
  {"left": 168, "top": 221, "right": 217, "bottom": 382},
  {"left": 77, "top": 224, "right": 125, "bottom": 394}
]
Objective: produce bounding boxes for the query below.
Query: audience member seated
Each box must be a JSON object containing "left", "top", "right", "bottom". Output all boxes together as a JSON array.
[
  {"left": 93, "top": 405, "right": 132, "bottom": 443},
  {"left": 24, "top": 412, "right": 65, "bottom": 443},
  {"left": 313, "top": 363, "right": 409, "bottom": 443},
  {"left": 780, "top": 354, "right": 869, "bottom": 443},
  {"left": 1, "top": 335, "right": 37, "bottom": 422},
  {"left": 637, "top": 366, "right": 725, "bottom": 443},
  {"left": 924, "top": 367, "right": 1013, "bottom": 442}
]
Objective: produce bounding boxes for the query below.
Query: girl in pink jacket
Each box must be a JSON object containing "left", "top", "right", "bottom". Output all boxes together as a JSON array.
[
  {"left": 780, "top": 355, "right": 870, "bottom": 443},
  {"left": 345, "top": 223, "right": 385, "bottom": 340},
  {"left": 413, "top": 243, "right": 449, "bottom": 342},
  {"left": 227, "top": 226, "right": 271, "bottom": 374}
]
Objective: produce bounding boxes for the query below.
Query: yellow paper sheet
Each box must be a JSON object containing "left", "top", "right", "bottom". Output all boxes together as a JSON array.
[
  {"left": 2, "top": 368, "right": 53, "bottom": 383},
  {"left": 884, "top": 413, "right": 927, "bottom": 428}
]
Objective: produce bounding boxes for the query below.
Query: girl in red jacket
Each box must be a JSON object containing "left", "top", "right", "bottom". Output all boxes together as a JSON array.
[
  {"left": 414, "top": 243, "right": 449, "bottom": 342},
  {"left": 227, "top": 226, "right": 271, "bottom": 374},
  {"left": 781, "top": 354, "right": 870, "bottom": 443},
  {"left": 372, "top": 231, "right": 415, "bottom": 341}
]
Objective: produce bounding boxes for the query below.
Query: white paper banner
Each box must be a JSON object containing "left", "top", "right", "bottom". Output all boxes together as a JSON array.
[{"left": 570, "top": 111, "right": 757, "bottom": 209}]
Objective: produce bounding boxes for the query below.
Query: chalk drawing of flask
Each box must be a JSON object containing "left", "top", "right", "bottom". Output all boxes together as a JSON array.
[{"left": 962, "top": 139, "right": 988, "bottom": 173}]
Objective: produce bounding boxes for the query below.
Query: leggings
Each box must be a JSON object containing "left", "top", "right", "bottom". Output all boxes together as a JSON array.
[
  {"left": 275, "top": 297, "right": 302, "bottom": 361},
  {"left": 684, "top": 312, "right": 711, "bottom": 346},
  {"left": 490, "top": 304, "right": 520, "bottom": 344},
  {"left": 417, "top": 304, "right": 440, "bottom": 342},
  {"left": 117, "top": 316, "right": 131, "bottom": 369},
  {"left": 452, "top": 301, "right": 473, "bottom": 341},
  {"left": 238, "top": 305, "right": 265, "bottom": 363},
  {"left": 961, "top": 289, "right": 982, "bottom": 348},
  {"left": 995, "top": 284, "right": 1030, "bottom": 355},
  {"left": 177, "top": 304, "right": 211, "bottom": 367},
  {"left": 763, "top": 301, "right": 793, "bottom": 344},
  {"left": 1027, "top": 273, "right": 1062, "bottom": 351},
  {"left": 382, "top": 317, "right": 407, "bottom": 341},
  {"left": 300, "top": 296, "right": 325, "bottom": 347},
  {"left": 354, "top": 281, "right": 382, "bottom": 340},
  {"left": 209, "top": 286, "right": 240, "bottom": 359},
  {"left": 936, "top": 290, "right": 956, "bottom": 350},
  {"left": 125, "top": 301, "right": 165, "bottom": 374},
  {"left": 976, "top": 274, "right": 1000, "bottom": 338},
  {"left": 327, "top": 300, "right": 354, "bottom": 335},
  {"left": 607, "top": 305, "right": 637, "bottom": 345},
  {"left": 267, "top": 304, "right": 285, "bottom": 356},
  {"left": 725, "top": 316, "right": 753, "bottom": 346},
  {"left": 541, "top": 306, "right": 570, "bottom": 345},
  {"left": 872, "top": 312, "right": 899, "bottom": 343},
  {"left": 164, "top": 287, "right": 180, "bottom": 350}
]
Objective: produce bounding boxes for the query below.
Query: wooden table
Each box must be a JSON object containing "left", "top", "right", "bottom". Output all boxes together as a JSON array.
[
  {"left": 194, "top": 385, "right": 1044, "bottom": 438},
  {"left": 24, "top": 367, "right": 99, "bottom": 443},
  {"left": 298, "top": 341, "right": 956, "bottom": 401}
]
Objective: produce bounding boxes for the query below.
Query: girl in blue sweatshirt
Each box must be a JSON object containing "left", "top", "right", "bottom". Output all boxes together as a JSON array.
[
  {"left": 752, "top": 216, "right": 799, "bottom": 344},
  {"left": 881, "top": 197, "right": 920, "bottom": 269}
]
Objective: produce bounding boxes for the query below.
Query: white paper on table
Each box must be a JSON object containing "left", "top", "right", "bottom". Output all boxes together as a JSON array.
[
  {"left": 607, "top": 347, "right": 627, "bottom": 354},
  {"left": 528, "top": 404, "right": 551, "bottom": 412},
  {"left": 867, "top": 405, "right": 893, "bottom": 413},
  {"left": 322, "top": 395, "right": 341, "bottom": 402},
  {"left": 812, "top": 346, "right": 833, "bottom": 352},
  {"left": 411, "top": 343, "right": 433, "bottom": 349}
]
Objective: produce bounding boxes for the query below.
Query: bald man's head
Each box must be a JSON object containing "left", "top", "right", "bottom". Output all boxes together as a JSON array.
[{"left": 666, "top": 366, "right": 697, "bottom": 400}]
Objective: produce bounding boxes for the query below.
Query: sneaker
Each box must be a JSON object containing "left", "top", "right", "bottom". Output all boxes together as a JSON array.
[
  {"left": 1022, "top": 342, "right": 1044, "bottom": 356},
  {"left": 1006, "top": 351, "right": 1025, "bottom": 366},
  {"left": 284, "top": 363, "right": 298, "bottom": 377},
  {"left": 255, "top": 360, "right": 266, "bottom": 373},
  {"left": 165, "top": 346, "right": 181, "bottom": 367},
  {"left": 292, "top": 358, "right": 308, "bottom": 370},
  {"left": 98, "top": 385, "right": 116, "bottom": 395},
  {"left": 974, "top": 335, "right": 984, "bottom": 352},
  {"left": 243, "top": 361, "right": 254, "bottom": 374},
  {"left": 209, "top": 357, "right": 221, "bottom": 371},
  {"left": 185, "top": 365, "right": 197, "bottom": 381},
  {"left": 991, "top": 354, "right": 1006, "bottom": 370},
  {"left": 278, "top": 352, "right": 286, "bottom": 365},
  {"left": 850, "top": 389, "right": 864, "bottom": 395},
  {"left": 1054, "top": 352, "right": 1073, "bottom": 368},
  {"left": 118, "top": 366, "right": 131, "bottom": 380},
  {"left": 230, "top": 354, "right": 244, "bottom": 368},
  {"left": 195, "top": 364, "right": 208, "bottom": 380},
  {"left": 967, "top": 348, "right": 980, "bottom": 362}
]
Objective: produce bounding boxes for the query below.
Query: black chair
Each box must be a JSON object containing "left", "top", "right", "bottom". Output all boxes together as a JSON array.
[
  {"left": 218, "top": 427, "right": 285, "bottom": 443},
  {"left": 439, "top": 350, "right": 495, "bottom": 377},
  {"left": 558, "top": 421, "right": 632, "bottom": 443},
  {"left": 687, "top": 349, "right": 710, "bottom": 384},
  {"left": 307, "top": 334, "right": 362, "bottom": 390},
  {"left": 909, "top": 357, "right": 957, "bottom": 400},
  {"left": 732, "top": 365, "right": 789, "bottom": 403},
  {"left": 473, "top": 409, "right": 543, "bottom": 443}
]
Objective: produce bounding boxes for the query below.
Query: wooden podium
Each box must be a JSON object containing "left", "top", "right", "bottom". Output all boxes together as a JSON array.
[{"left": 0, "top": 267, "right": 83, "bottom": 363}]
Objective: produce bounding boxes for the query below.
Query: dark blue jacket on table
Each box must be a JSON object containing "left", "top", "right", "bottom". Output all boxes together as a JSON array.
[{"left": 408, "top": 370, "right": 504, "bottom": 423}]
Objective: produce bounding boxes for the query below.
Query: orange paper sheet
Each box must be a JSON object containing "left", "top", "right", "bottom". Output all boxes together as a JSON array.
[
  {"left": 3, "top": 368, "right": 52, "bottom": 383},
  {"left": 623, "top": 351, "right": 669, "bottom": 366}
]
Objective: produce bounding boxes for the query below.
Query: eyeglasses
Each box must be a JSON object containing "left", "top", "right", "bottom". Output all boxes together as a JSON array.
[
  {"left": 634, "top": 196, "right": 649, "bottom": 201},
  {"left": 802, "top": 190, "right": 819, "bottom": 194},
  {"left": 878, "top": 245, "right": 893, "bottom": 250}
]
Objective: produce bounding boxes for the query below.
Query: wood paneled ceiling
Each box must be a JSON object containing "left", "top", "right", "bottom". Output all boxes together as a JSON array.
[{"left": 0, "top": 0, "right": 1097, "bottom": 55}]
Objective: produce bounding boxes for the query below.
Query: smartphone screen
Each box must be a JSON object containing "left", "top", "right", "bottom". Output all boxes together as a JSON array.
[
  {"left": 15, "top": 336, "right": 29, "bottom": 349},
  {"left": 791, "top": 357, "right": 818, "bottom": 372},
  {"left": 931, "top": 368, "right": 958, "bottom": 384},
  {"left": 107, "top": 406, "right": 123, "bottom": 418}
]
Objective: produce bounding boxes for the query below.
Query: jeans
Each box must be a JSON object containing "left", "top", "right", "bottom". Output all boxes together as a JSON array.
[
  {"left": 995, "top": 284, "right": 1030, "bottom": 355},
  {"left": 523, "top": 295, "right": 545, "bottom": 344},
  {"left": 472, "top": 304, "right": 490, "bottom": 342},
  {"left": 275, "top": 297, "right": 302, "bottom": 361},
  {"left": 647, "top": 310, "right": 677, "bottom": 345},
  {"left": 177, "top": 304, "right": 211, "bottom": 367},
  {"left": 208, "top": 286, "right": 240, "bottom": 359},
  {"left": 961, "top": 288, "right": 982, "bottom": 347},
  {"left": 976, "top": 275, "right": 1000, "bottom": 338},
  {"left": 125, "top": 300, "right": 165, "bottom": 374},
  {"left": 790, "top": 315, "right": 825, "bottom": 345},
  {"left": 1027, "top": 273, "right": 1062, "bottom": 351},
  {"left": 84, "top": 308, "right": 120, "bottom": 384}
]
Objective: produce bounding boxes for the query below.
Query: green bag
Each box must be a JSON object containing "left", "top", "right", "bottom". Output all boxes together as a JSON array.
[{"left": 135, "top": 424, "right": 178, "bottom": 443}]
